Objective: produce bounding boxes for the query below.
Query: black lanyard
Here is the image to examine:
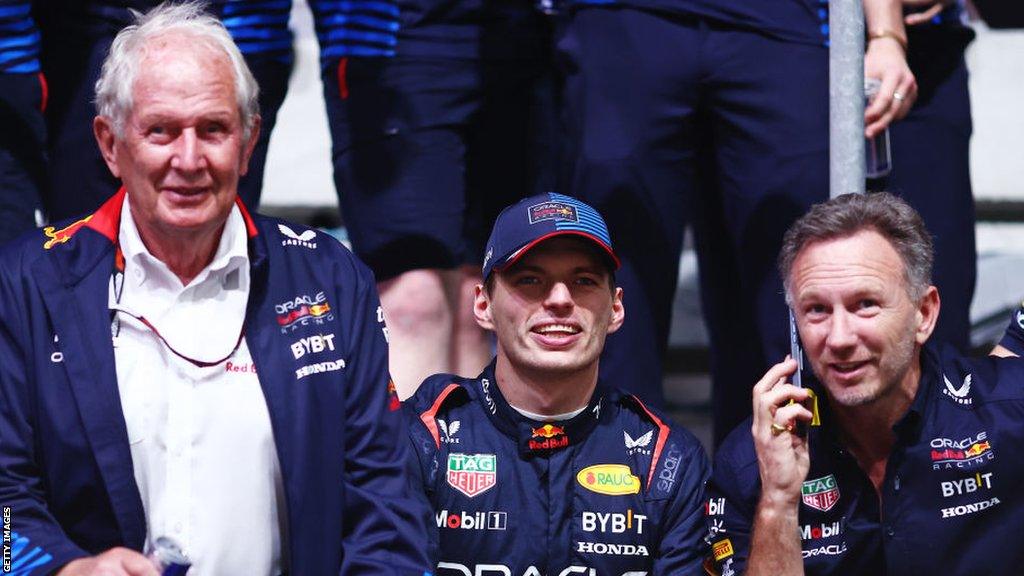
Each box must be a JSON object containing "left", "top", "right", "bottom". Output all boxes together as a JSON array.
[{"left": 110, "top": 246, "right": 245, "bottom": 368}]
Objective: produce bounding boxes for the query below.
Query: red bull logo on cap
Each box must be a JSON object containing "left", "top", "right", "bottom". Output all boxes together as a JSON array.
[{"left": 528, "top": 201, "right": 578, "bottom": 225}]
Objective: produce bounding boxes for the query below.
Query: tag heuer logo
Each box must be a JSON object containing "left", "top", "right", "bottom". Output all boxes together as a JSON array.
[
  {"left": 447, "top": 453, "right": 497, "bottom": 498},
  {"left": 802, "top": 474, "right": 840, "bottom": 512}
]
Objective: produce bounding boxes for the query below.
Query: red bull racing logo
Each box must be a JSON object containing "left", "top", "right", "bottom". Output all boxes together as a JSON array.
[
  {"left": 528, "top": 201, "right": 578, "bottom": 224},
  {"left": 42, "top": 215, "right": 93, "bottom": 249},
  {"left": 447, "top": 453, "right": 497, "bottom": 498},
  {"left": 930, "top": 431, "right": 994, "bottom": 470},
  {"left": 529, "top": 423, "right": 569, "bottom": 450},
  {"left": 276, "top": 292, "right": 333, "bottom": 332}
]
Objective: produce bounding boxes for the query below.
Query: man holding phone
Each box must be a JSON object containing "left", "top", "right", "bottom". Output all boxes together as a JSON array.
[{"left": 704, "top": 192, "right": 1024, "bottom": 574}]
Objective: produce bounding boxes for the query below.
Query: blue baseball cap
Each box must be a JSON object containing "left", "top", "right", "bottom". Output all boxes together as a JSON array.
[{"left": 482, "top": 192, "right": 620, "bottom": 280}]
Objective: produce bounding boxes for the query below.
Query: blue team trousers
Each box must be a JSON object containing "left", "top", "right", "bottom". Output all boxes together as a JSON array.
[{"left": 558, "top": 7, "right": 830, "bottom": 443}]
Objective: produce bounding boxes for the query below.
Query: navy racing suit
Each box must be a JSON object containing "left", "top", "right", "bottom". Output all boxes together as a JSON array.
[{"left": 406, "top": 362, "right": 710, "bottom": 576}]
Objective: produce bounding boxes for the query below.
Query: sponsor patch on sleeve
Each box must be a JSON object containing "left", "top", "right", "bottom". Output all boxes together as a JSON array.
[{"left": 712, "top": 538, "right": 734, "bottom": 562}]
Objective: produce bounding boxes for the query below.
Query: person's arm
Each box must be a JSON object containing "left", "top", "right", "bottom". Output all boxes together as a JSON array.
[
  {"left": 744, "top": 359, "right": 813, "bottom": 576},
  {"left": 337, "top": 260, "right": 434, "bottom": 575},
  {"left": 650, "top": 437, "right": 710, "bottom": 575},
  {"left": 402, "top": 384, "right": 450, "bottom": 568},
  {"left": 901, "top": 0, "right": 956, "bottom": 27},
  {"left": 0, "top": 258, "right": 93, "bottom": 575},
  {"left": 863, "top": 0, "right": 918, "bottom": 137},
  {"left": 991, "top": 304, "right": 1024, "bottom": 358}
]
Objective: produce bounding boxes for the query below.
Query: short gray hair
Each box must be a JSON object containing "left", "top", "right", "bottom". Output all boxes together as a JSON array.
[
  {"left": 94, "top": 1, "right": 259, "bottom": 139},
  {"left": 779, "top": 192, "right": 934, "bottom": 302}
]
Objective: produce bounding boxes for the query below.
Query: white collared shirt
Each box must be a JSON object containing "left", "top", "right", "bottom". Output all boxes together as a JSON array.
[{"left": 110, "top": 197, "right": 285, "bottom": 575}]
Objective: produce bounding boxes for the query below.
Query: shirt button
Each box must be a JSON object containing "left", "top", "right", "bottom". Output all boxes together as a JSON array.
[
  {"left": 174, "top": 523, "right": 183, "bottom": 533},
  {"left": 894, "top": 475, "right": 901, "bottom": 492},
  {"left": 886, "top": 526, "right": 895, "bottom": 537}
]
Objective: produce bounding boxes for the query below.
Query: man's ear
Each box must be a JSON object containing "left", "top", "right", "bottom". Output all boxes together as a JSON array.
[
  {"left": 473, "top": 284, "right": 494, "bottom": 331},
  {"left": 914, "top": 285, "right": 940, "bottom": 345},
  {"left": 93, "top": 116, "right": 122, "bottom": 179},
  {"left": 239, "top": 114, "right": 261, "bottom": 176},
  {"left": 607, "top": 286, "right": 625, "bottom": 334}
]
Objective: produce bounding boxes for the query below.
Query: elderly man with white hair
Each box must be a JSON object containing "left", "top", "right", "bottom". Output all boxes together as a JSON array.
[{"left": 0, "top": 3, "right": 432, "bottom": 575}]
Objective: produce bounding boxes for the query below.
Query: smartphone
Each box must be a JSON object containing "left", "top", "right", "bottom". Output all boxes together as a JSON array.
[
  {"left": 788, "top": 308, "right": 804, "bottom": 388},
  {"left": 788, "top": 308, "right": 820, "bottom": 431}
]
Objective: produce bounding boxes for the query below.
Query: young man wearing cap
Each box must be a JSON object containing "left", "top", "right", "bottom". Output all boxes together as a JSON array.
[{"left": 404, "top": 192, "right": 710, "bottom": 575}]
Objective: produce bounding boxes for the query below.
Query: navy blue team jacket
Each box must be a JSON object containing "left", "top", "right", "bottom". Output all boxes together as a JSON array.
[
  {"left": 406, "top": 363, "right": 710, "bottom": 575},
  {"left": 0, "top": 189, "right": 432, "bottom": 575},
  {"left": 705, "top": 344, "right": 1024, "bottom": 575}
]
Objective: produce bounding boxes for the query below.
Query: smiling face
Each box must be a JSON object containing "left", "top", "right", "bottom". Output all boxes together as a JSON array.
[
  {"left": 475, "top": 236, "right": 624, "bottom": 380},
  {"left": 94, "top": 32, "right": 259, "bottom": 245},
  {"left": 789, "top": 229, "right": 938, "bottom": 409}
]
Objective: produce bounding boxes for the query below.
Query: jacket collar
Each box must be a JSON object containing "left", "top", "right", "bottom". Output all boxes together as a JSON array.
[
  {"left": 43, "top": 187, "right": 261, "bottom": 285},
  {"left": 810, "top": 343, "right": 937, "bottom": 454}
]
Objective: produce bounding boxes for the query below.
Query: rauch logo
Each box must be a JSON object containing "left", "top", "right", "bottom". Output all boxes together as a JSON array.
[{"left": 576, "top": 464, "right": 640, "bottom": 496}]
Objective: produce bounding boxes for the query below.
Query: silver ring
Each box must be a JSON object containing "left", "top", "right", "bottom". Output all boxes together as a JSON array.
[{"left": 893, "top": 91, "right": 905, "bottom": 102}]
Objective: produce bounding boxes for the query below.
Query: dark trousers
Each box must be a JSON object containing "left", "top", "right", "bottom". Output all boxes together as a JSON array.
[
  {"left": 0, "top": 72, "right": 47, "bottom": 245},
  {"left": 559, "top": 7, "right": 830, "bottom": 443},
  {"left": 321, "top": 53, "right": 560, "bottom": 280},
  {"left": 869, "top": 31, "right": 975, "bottom": 352}
]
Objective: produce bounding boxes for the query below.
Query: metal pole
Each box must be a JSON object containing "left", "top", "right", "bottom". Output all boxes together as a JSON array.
[{"left": 829, "top": 0, "right": 866, "bottom": 197}]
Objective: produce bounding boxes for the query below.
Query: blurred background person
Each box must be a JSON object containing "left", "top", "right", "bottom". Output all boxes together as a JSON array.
[
  {"left": 869, "top": 0, "right": 977, "bottom": 352},
  {"left": 0, "top": 0, "right": 46, "bottom": 245},
  {"left": 313, "top": 0, "right": 561, "bottom": 396},
  {"left": 35, "top": 0, "right": 160, "bottom": 221},
  {"left": 211, "top": 0, "right": 294, "bottom": 207},
  {"left": 556, "top": 0, "right": 917, "bottom": 444}
]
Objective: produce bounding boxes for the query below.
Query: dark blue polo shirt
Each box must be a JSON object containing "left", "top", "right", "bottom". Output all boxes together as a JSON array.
[{"left": 706, "top": 344, "right": 1024, "bottom": 575}]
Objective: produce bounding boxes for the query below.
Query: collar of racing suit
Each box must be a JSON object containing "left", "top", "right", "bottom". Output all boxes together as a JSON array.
[{"left": 473, "top": 361, "right": 612, "bottom": 458}]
